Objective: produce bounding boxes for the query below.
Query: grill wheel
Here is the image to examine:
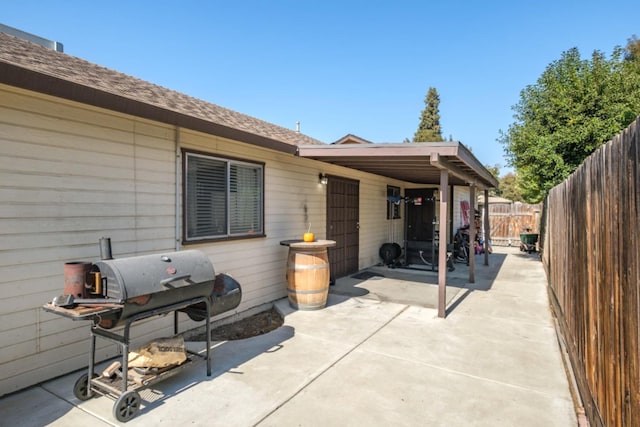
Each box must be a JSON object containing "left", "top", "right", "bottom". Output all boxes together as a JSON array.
[
  {"left": 73, "top": 373, "right": 98, "bottom": 401},
  {"left": 113, "top": 390, "right": 141, "bottom": 422}
]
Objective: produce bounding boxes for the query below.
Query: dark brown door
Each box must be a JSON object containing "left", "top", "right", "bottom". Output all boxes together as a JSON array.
[{"left": 326, "top": 176, "right": 359, "bottom": 280}]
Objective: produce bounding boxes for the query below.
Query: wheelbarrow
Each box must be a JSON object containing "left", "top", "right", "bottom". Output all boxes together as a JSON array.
[{"left": 519, "top": 233, "right": 538, "bottom": 253}]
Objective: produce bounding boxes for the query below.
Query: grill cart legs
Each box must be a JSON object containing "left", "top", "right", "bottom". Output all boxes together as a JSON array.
[{"left": 75, "top": 296, "right": 212, "bottom": 422}]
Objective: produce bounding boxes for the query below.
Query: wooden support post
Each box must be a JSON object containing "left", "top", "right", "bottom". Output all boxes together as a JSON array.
[
  {"left": 438, "top": 169, "right": 449, "bottom": 318},
  {"left": 469, "top": 184, "right": 476, "bottom": 283},
  {"left": 484, "top": 189, "right": 490, "bottom": 266}
]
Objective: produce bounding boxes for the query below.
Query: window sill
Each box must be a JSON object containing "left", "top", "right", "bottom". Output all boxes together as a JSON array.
[{"left": 182, "top": 233, "right": 267, "bottom": 246}]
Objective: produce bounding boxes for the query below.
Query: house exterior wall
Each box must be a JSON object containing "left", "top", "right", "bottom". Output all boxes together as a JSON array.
[
  {"left": 0, "top": 84, "right": 180, "bottom": 395},
  {"left": 452, "top": 185, "right": 472, "bottom": 233},
  {"left": 0, "top": 84, "right": 405, "bottom": 395},
  {"left": 357, "top": 179, "right": 404, "bottom": 267},
  {"left": 180, "top": 128, "right": 405, "bottom": 299}
]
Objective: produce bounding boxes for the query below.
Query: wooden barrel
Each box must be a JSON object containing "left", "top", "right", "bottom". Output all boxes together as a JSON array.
[{"left": 286, "top": 246, "right": 330, "bottom": 310}]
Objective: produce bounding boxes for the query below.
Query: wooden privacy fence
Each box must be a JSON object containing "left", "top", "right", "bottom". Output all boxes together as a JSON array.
[
  {"left": 543, "top": 117, "right": 640, "bottom": 427},
  {"left": 484, "top": 201, "right": 542, "bottom": 247}
]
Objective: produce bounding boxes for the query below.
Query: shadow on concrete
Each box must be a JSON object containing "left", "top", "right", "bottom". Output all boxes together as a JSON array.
[
  {"left": 329, "top": 252, "right": 509, "bottom": 313},
  {"left": 0, "top": 386, "right": 81, "bottom": 427},
  {"left": 39, "top": 325, "right": 295, "bottom": 423},
  {"left": 513, "top": 251, "right": 543, "bottom": 262},
  {"left": 132, "top": 325, "right": 295, "bottom": 418}
]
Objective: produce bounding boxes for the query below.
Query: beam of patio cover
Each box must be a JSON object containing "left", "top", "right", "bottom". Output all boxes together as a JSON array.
[{"left": 438, "top": 169, "right": 449, "bottom": 318}]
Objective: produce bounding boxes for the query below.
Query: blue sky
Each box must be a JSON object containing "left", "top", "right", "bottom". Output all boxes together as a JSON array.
[{"left": 3, "top": 1, "right": 638, "bottom": 175}]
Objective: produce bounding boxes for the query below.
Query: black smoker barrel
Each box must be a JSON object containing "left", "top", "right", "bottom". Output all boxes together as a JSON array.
[
  {"left": 92, "top": 250, "right": 241, "bottom": 328},
  {"left": 43, "top": 246, "right": 242, "bottom": 423}
]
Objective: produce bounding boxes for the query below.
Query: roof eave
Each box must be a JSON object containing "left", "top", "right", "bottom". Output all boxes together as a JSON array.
[
  {"left": 298, "top": 142, "right": 460, "bottom": 157},
  {"left": 456, "top": 143, "right": 500, "bottom": 188},
  {"left": 0, "top": 61, "right": 299, "bottom": 155},
  {"left": 298, "top": 142, "right": 499, "bottom": 189}
]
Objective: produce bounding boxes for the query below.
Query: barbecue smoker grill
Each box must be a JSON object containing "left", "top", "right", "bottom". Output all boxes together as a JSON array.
[{"left": 43, "top": 241, "right": 241, "bottom": 422}]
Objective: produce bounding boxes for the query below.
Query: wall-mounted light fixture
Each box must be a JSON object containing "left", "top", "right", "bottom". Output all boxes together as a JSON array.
[{"left": 319, "top": 173, "right": 328, "bottom": 185}]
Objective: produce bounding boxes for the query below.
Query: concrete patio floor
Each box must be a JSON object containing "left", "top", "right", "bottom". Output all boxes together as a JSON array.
[{"left": 0, "top": 246, "right": 579, "bottom": 426}]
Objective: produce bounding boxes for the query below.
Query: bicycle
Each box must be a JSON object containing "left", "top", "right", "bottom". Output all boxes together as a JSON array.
[
  {"left": 453, "top": 225, "right": 470, "bottom": 265},
  {"left": 417, "top": 247, "right": 455, "bottom": 272}
]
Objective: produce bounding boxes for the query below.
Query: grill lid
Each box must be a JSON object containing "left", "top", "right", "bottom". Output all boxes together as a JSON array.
[{"left": 95, "top": 250, "right": 215, "bottom": 299}]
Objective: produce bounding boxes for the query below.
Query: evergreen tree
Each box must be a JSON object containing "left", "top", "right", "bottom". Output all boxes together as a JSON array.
[{"left": 413, "top": 87, "right": 444, "bottom": 142}]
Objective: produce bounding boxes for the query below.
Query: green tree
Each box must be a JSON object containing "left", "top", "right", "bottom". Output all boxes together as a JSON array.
[
  {"left": 500, "top": 46, "right": 640, "bottom": 202},
  {"left": 484, "top": 163, "right": 500, "bottom": 179},
  {"left": 482, "top": 165, "right": 524, "bottom": 201},
  {"left": 498, "top": 172, "right": 524, "bottom": 202},
  {"left": 483, "top": 163, "right": 500, "bottom": 196},
  {"left": 413, "top": 87, "right": 444, "bottom": 142},
  {"left": 624, "top": 34, "right": 640, "bottom": 63}
]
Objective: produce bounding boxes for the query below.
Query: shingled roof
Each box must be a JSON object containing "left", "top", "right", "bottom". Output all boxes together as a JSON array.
[{"left": 0, "top": 31, "right": 323, "bottom": 153}]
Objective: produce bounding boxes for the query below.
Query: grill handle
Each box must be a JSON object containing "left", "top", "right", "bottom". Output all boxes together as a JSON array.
[{"left": 160, "top": 274, "right": 192, "bottom": 288}]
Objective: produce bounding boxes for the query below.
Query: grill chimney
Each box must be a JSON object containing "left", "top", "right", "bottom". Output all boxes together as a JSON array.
[{"left": 99, "top": 237, "right": 113, "bottom": 260}]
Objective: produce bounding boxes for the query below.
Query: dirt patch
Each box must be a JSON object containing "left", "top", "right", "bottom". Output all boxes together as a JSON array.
[{"left": 188, "top": 308, "right": 284, "bottom": 341}]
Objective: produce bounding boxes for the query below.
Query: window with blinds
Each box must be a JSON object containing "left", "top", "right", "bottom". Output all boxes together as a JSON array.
[{"left": 184, "top": 151, "right": 263, "bottom": 241}]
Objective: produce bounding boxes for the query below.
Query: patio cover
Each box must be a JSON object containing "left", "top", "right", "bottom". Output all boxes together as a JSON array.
[
  {"left": 297, "top": 142, "right": 499, "bottom": 189},
  {"left": 298, "top": 141, "right": 499, "bottom": 317}
]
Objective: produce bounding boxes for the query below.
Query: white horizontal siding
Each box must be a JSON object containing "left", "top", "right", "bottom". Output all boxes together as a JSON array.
[
  {"left": 181, "top": 128, "right": 407, "bottom": 300},
  {"left": 0, "top": 86, "right": 177, "bottom": 395},
  {"left": 452, "top": 185, "right": 473, "bottom": 232},
  {"left": 0, "top": 84, "right": 414, "bottom": 396}
]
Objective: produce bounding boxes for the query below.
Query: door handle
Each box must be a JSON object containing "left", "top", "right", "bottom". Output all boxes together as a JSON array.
[{"left": 356, "top": 222, "right": 360, "bottom": 230}]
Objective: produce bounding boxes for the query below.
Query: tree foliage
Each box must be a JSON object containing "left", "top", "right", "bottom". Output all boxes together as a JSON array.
[
  {"left": 483, "top": 164, "right": 525, "bottom": 202},
  {"left": 413, "top": 87, "right": 444, "bottom": 142},
  {"left": 498, "top": 172, "right": 524, "bottom": 202},
  {"left": 484, "top": 163, "right": 500, "bottom": 181},
  {"left": 625, "top": 34, "right": 640, "bottom": 63},
  {"left": 500, "top": 43, "right": 640, "bottom": 202}
]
